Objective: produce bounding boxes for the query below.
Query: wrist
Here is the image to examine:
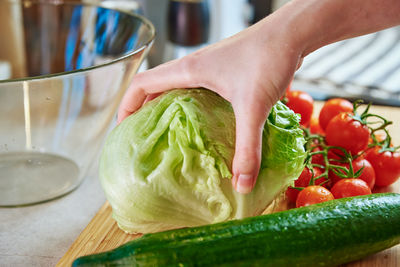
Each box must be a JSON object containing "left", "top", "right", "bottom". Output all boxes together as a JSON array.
[
  {"left": 250, "top": 2, "right": 312, "bottom": 61},
  {"left": 262, "top": 0, "right": 337, "bottom": 58}
]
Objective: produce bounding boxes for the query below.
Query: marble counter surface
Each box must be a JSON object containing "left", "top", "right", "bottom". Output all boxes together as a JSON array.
[{"left": 0, "top": 161, "right": 106, "bottom": 267}]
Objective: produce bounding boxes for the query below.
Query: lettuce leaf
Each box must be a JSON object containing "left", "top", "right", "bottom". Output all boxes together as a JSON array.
[{"left": 100, "top": 89, "right": 306, "bottom": 233}]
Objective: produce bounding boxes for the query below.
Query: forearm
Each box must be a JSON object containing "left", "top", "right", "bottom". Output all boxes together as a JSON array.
[{"left": 262, "top": 0, "right": 400, "bottom": 57}]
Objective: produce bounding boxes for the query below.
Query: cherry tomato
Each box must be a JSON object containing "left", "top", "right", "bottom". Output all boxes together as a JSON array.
[
  {"left": 365, "top": 147, "right": 400, "bottom": 187},
  {"left": 327, "top": 147, "right": 346, "bottom": 161},
  {"left": 286, "top": 167, "right": 324, "bottom": 203},
  {"left": 329, "top": 158, "right": 376, "bottom": 189},
  {"left": 296, "top": 185, "right": 334, "bottom": 208},
  {"left": 325, "top": 112, "right": 370, "bottom": 156},
  {"left": 310, "top": 145, "right": 325, "bottom": 167},
  {"left": 285, "top": 90, "right": 314, "bottom": 126},
  {"left": 330, "top": 178, "right": 371, "bottom": 199},
  {"left": 351, "top": 158, "right": 375, "bottom": 189},
  {"left": 309, "top": 116, "right": 324, "bottom": 135},
  {"left": 319, "top": 98, "right": 353, "bottom": 131},
  {"left": 312, "top": 167, "right": 328, "bottom": 187}
]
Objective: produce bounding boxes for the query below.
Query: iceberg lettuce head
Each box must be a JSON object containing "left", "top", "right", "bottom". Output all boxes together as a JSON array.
[{"left": 100, "top": 89, "right": 306, "bottom": 233}]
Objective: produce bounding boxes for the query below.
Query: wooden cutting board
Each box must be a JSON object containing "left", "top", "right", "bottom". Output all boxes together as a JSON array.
[{"left": 57, "top": 102, "right": 400, "bottom": 267}]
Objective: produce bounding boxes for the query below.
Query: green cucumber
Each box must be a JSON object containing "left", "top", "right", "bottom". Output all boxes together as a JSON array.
[{"left": 73, "top": 193, "right": 400, "bottom": 267}]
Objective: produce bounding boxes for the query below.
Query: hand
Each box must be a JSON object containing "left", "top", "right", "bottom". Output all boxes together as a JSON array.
[
  {"left": 118, "top": 0, "right": 400, "bottom": 195},
  {"left": 118, "top": 17, "right": 303, "bottom": 194}
]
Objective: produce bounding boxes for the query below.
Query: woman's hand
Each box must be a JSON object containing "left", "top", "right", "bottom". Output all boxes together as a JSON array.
[
  {"left": 118, "top": 0, "right": 400, "bottom": 194},
  {"left": 118, "top": 16, "right": 303, "bottom": 194}
]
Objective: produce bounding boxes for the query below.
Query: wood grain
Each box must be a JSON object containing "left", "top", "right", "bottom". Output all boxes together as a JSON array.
[{"left": 57, "top": 102, "right": 400, "bottom": 267}]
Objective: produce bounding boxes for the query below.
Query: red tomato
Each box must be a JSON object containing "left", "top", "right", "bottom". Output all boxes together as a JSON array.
[
  {"left": 309, "top": 116, "right": 324, "bottom": 135},
  {"left": 351, "top": 158, "right": 376, "bottom": 189},
  {"left": 328, "top": 160, "right": 347, "bottom": 184},
  {"left": 329, "top": 158, "right": 376, "bottom": 189},
  {"left": 286, "top": 168, "right": 312, "bottom": 203},
  {"left": 296, "top": 185, "right": 334, "bottom": 207},
  {"left": 327, "top": 147, "right": 346, "bottom": 161},
  {"left": 286, "top": 167, "right": 324, "bottom": 203},
  {"left": 330, "top": 178, "right": 371, "bottom": 199},
  {"left": 285, "top": 90, "right": 314, "bottom": 126},
  {"left": 325, "top": 113, "right": 370, "bottom": 156},
  {"left": 319, "top": 98, "right": 353, "bottom": 131},
  {"left": 365, "top": 147, "right": 400, "bottom": 187},
  {"left": 311, "top": 145, "right": 325, "bottom": 166}
]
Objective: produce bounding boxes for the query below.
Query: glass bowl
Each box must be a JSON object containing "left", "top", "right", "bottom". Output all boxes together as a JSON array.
[{"left": 0, "top": 0, "right": 155, "bottom": 206}]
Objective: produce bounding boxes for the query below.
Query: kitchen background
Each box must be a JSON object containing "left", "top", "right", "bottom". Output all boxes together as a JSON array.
[
  {"left": 2, "top": 0, "right": 399, "bottom": 105},
  {"left": 1, "top": 1, "right": 400, "bottom": 266},
  {"left": 99, "top": 0, "right": 400, "bottom": 106}
]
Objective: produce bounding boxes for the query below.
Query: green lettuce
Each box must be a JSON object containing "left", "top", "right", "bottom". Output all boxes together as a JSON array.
[{"left": 100, "top": 89, "right": 306, "bottom": 233}]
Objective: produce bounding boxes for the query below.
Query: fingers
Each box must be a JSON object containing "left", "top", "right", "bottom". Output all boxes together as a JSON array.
[
  {"left": 231, "top": 97, "right": 271, "bottom": 194},
  {"left": 117, "top": 58, "right": 201, "bottom": 123},
  {"left": 117, "top": 86, "right": 146, "bottom": 124}
]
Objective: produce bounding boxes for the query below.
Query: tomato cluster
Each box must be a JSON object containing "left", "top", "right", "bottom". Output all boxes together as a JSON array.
[{"left": 283, "top": 88, "right": 400, "bottom": 208}]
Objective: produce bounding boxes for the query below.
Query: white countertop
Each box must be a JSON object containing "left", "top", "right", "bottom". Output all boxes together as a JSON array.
[{"left": 0, "top": 162, "right": 106, "bottom": 267}]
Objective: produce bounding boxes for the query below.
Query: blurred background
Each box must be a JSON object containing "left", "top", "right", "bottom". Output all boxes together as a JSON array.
[{"left": 1, "top": 0, "right": 400, "bottom": 106}]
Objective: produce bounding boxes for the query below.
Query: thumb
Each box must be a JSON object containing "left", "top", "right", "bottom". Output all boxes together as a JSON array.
[{"left": 231, "top": 99, "right": 270, "bottom": 194}]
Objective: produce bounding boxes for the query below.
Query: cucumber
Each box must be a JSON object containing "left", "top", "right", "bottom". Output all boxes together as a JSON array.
[{"left": 73, "top": 193, "right": 400, "bottom": 267}]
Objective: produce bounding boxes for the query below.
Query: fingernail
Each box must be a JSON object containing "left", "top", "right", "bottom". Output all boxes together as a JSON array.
[{"left": 235, "top": 174, "right": 254, "bottom": 194}]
